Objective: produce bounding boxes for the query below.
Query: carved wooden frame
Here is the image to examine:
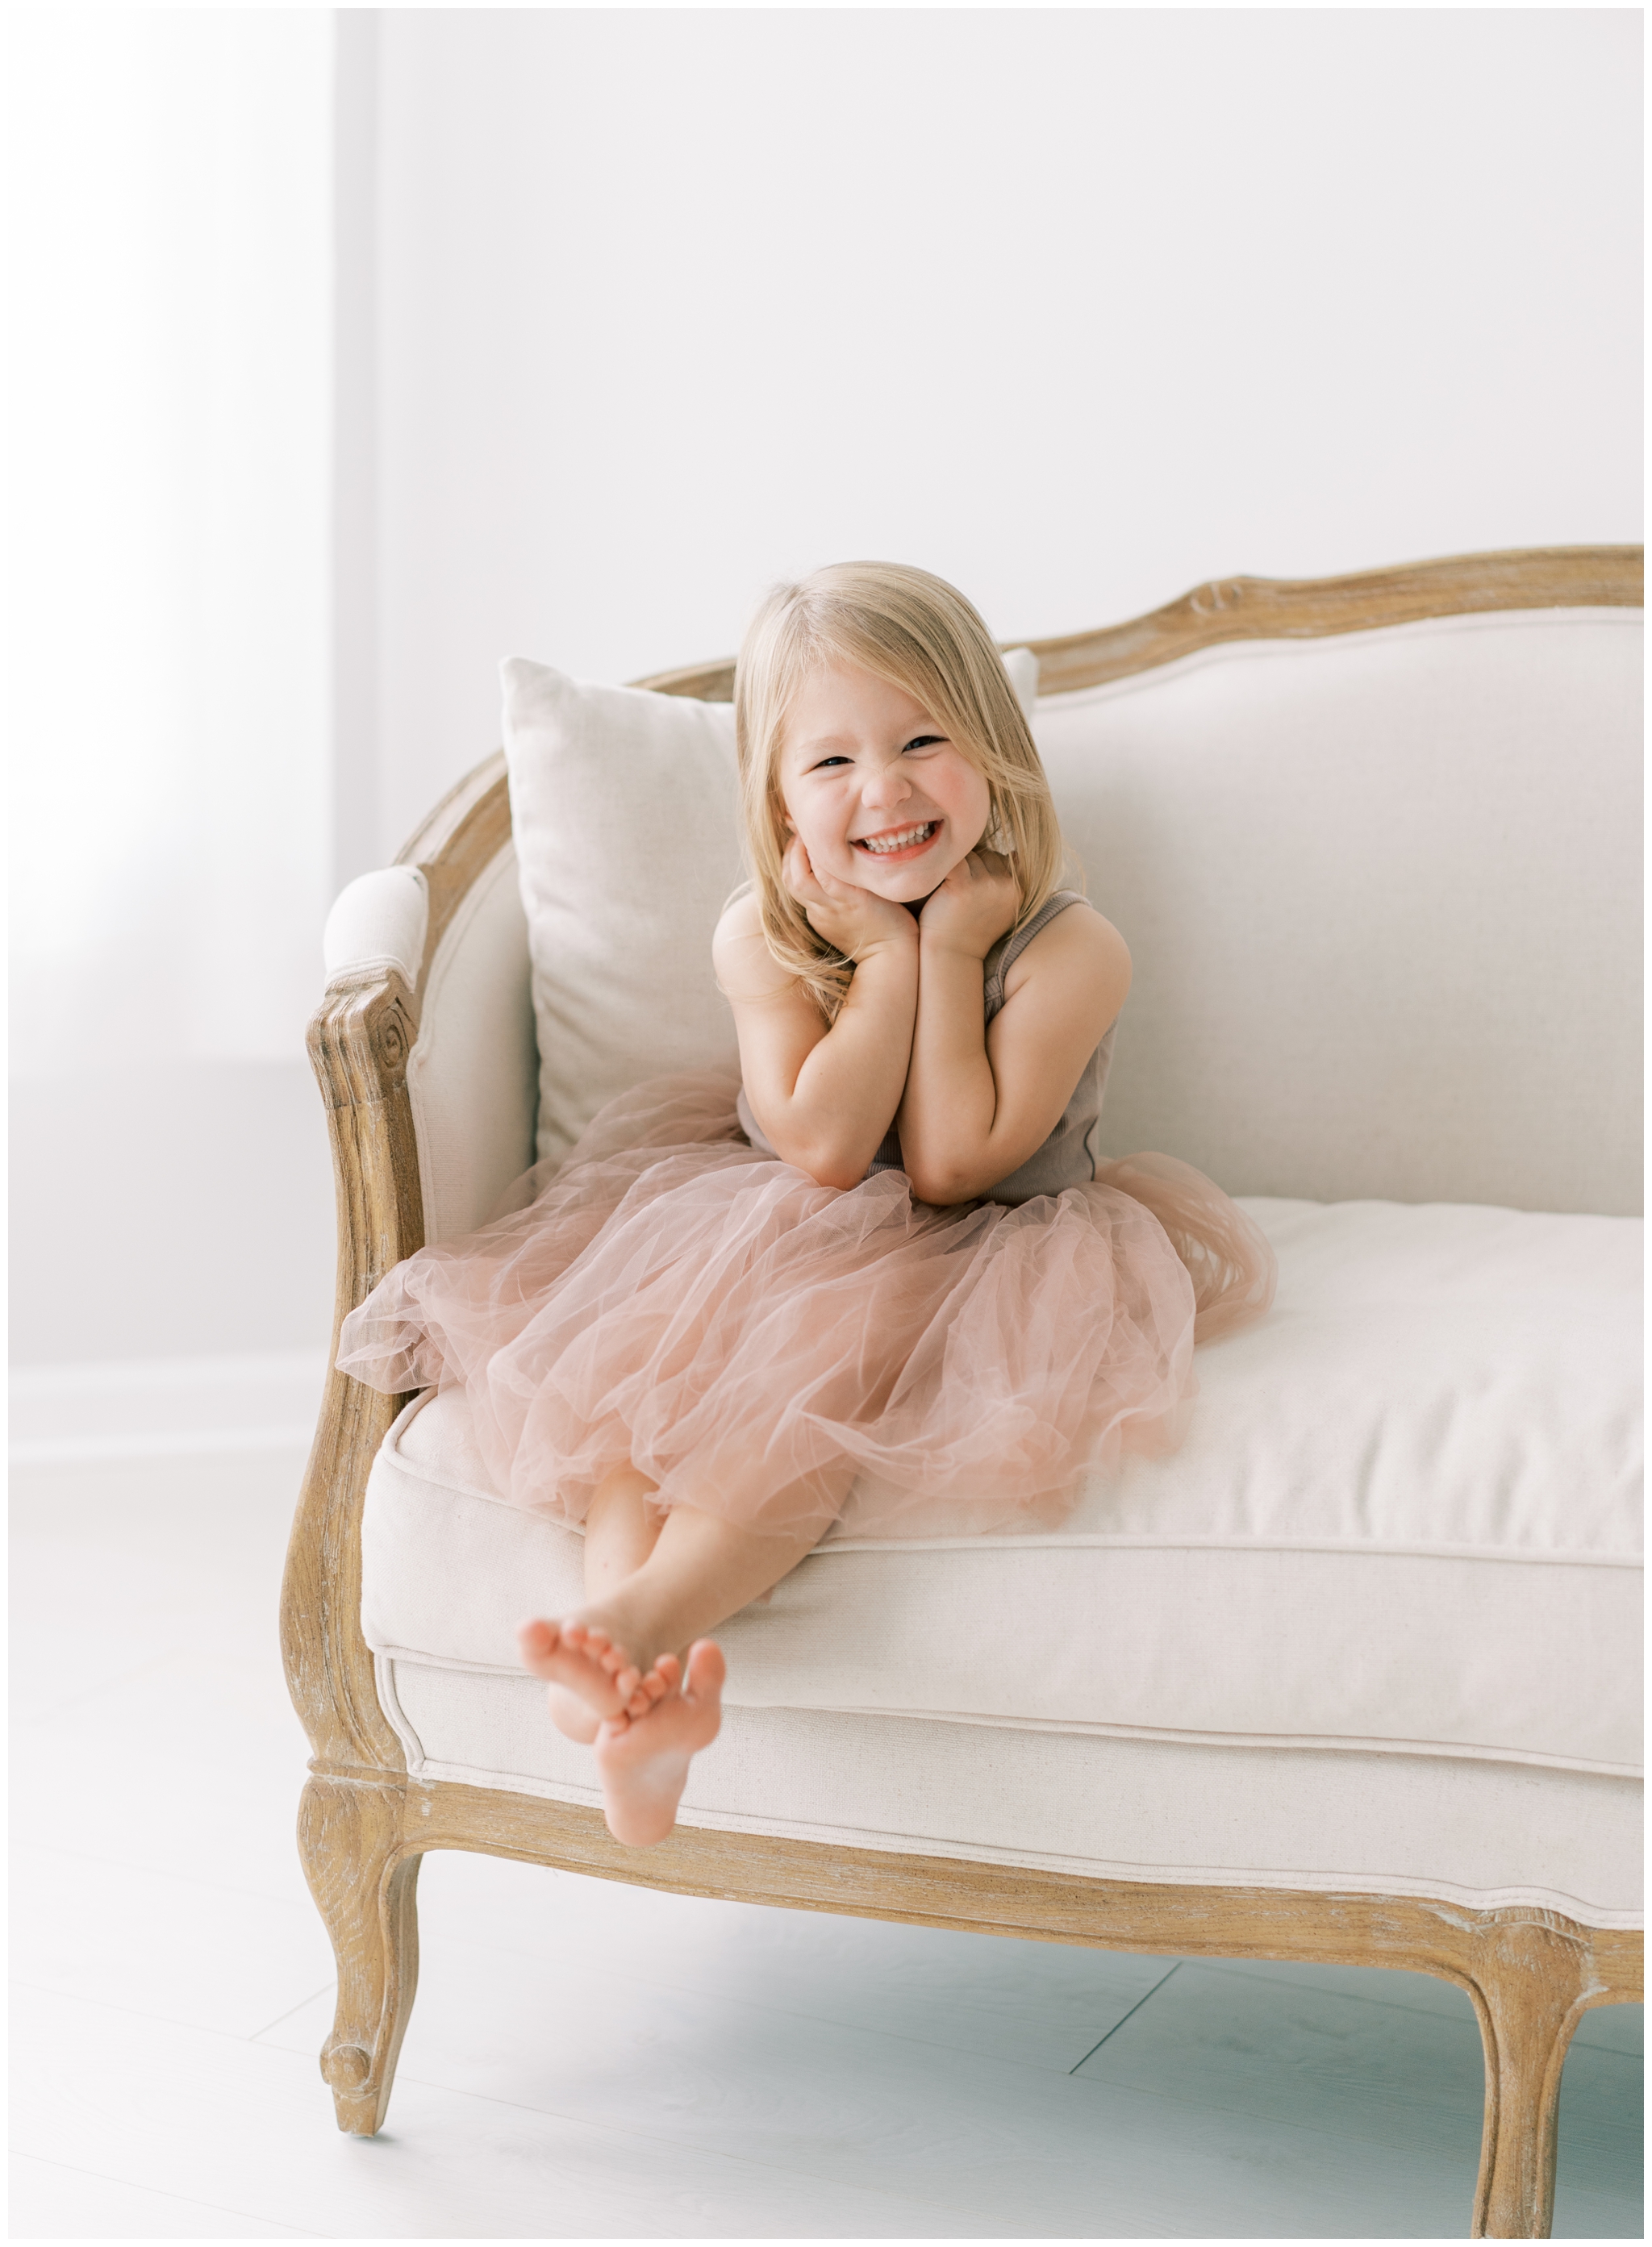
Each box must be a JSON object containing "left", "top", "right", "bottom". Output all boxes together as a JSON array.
[{"left": 282, "top": 546, "right": 1643, "bottom": 2236}]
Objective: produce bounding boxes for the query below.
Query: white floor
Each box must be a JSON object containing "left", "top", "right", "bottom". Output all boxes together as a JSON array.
[{"left": 10, "top": 1442, "right": 1642, "bottom": 2241}]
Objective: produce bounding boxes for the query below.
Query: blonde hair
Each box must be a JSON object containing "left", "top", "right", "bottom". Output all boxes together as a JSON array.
[{"left": 733, "top": 561, "right": 1069, "bottom": 1019}]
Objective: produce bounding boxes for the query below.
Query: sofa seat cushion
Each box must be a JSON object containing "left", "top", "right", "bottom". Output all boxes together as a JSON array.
[{"left": 361, "top": 1195, "right": 1642, "bottom": 1778}]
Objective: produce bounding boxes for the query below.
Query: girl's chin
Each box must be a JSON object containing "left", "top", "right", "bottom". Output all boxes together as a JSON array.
[
  {"left": 845, "top": 841, "right": 975, "bottom": 898},
  {"left": 865, "top": 862, "right": 966, "bottom": 903}
]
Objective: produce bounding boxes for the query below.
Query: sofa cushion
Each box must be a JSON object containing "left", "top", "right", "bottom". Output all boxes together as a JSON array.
[{"left": 361, "top": 1194, "right": 1642, "bottom": 1778}]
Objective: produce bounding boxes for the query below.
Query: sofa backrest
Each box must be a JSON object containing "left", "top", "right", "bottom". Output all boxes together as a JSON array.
[
  {"left": 1034, "top": 607, "right": 1641, "bottom": 1215},
  {"left": 407, "top": 841, "right": 539, "bottom": 1244},
  {"left": 409, "top": 601, "right": 1640, "bottom": 1238}
]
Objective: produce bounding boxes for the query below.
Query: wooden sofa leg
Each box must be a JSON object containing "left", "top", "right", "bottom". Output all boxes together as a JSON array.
[
  {"left": 297, "top": 1773, "right": 421, "bottom": 2136},
  {"left": 1466, "top": 1920, "right": 1593, "bottom": 2238}
]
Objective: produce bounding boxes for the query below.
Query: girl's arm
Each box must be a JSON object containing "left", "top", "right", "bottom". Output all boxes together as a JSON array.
[
  {"left": 713, "top": 843, "right": 919, "bottom": 1190},
  {"left": 897, "top": 853, "right": 1132, "bottom": 1205}
]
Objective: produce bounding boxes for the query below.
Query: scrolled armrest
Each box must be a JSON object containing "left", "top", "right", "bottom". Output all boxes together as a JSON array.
[{"left": 323, "top": 867, "right": 430, "bottom": 991}]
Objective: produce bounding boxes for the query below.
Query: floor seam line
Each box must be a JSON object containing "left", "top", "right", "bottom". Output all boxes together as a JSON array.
[
  {"left": 1070, "top": 1960, "right": 1183, "bottom": 2072},
  {"left": 246, "top": 1982, "right": 339, "bottom": 2042},
  {"left": 10, "top": 2150, "right": 326, "bottom": 2237}
]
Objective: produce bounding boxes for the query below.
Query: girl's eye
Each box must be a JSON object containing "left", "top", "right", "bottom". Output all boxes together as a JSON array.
[
  {"left": 812, "top": 754, "right": 851, "bottom": 770},
  {"left": 903, "top": 735, "right": 945, "bottom": 752}
]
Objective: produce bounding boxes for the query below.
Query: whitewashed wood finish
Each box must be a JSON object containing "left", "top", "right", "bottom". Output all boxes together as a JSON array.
[
  {"left": 634, "top": 544, "right": 1643, "bottom": 703},
  {"left": 15, "top": 1986, "right": 1005, "bottom": 2241},
  {"left": 257, "top": 1930, "right": 1484, "bottom": 2238},
  {"left": 7, "top": 2158, "right": 315, "bottom": 2241},
  {"left": 9, "top": 1845, "right": 333, "bottom": 2041},
  {"left": 277, "top": 546, "right": 1642, "bottom": 2232}
]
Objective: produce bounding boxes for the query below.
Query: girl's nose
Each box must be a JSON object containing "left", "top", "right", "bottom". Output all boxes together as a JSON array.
[{"left": 861, "top": 761, "right": 912, "bottom": 808}]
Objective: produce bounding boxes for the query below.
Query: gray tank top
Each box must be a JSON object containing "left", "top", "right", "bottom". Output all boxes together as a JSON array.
[{"left": 735, "top": 890, "right": 1117, "bottom": 1207}]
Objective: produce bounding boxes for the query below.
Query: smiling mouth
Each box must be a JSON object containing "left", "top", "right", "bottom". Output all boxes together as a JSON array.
[{"left": 853, "top": 821, "right": 939, "bottom": 858}]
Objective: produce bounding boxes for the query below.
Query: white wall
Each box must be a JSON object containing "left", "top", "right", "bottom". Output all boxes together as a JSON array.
[
  {"left": 8, "top": 11, "right": 336, "bottom": 1374},
  {"left": 8, "top": 7, "right": 1641, "bottom": 1386},
  {"left": 359, "top": 6, "right": 1642, "bottom": 863}
]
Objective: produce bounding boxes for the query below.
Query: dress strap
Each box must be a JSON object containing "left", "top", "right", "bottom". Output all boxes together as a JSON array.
[{"left": 982, "top": 889, "right": 1084, "bottom": 1018}]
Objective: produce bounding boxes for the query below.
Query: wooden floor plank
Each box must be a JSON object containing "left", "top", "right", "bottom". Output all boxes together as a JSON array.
[
  {"left": 257, "top": 1920, "right": 1507, "bottom": 2237},
  {"left": 10, "top": 1649, "right": 317, "bottom": 1911},
  {"left": 8, "top": 1987, "right": 1007, "bottom": 2241},
  {"left": 10, "top": 1450, "right": 306, "bottom": 1723},
  {"left": 1571, "top": 2003, "right": 1644, "bottom": 2057},
  {"left": 8, "top": 2153, "right": 319, "bottom": 2240},
  {"left": 1074, "top": 1957, "right": 1642, "bottom": 2236},
  {"left": 10, "top": 1843, "right": 334, "bottom": 2041},
  {"left": 416, "top": 1846, "right": 1177, "bottom": 2071}
]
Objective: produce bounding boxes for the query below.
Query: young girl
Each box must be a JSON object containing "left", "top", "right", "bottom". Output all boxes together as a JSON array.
[{"left": 336, "top": 561, "right": 1275, "bottom": 1848}]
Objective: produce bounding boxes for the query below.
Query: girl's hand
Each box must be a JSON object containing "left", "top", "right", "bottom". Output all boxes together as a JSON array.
[
  {"left": 783, "top": 836, "right": 919, "bottom": 961},
  {"left": 917, "top": 847, "right": 1022, "bottom": 961}
]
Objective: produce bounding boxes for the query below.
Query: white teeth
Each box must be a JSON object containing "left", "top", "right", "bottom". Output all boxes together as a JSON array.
[{"left": 857, "top": 822, "right": 936, "bottom": 855}]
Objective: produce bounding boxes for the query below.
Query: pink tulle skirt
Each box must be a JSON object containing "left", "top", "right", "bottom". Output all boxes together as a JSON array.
[{"left": 336, "top": 1068, "right": 1276, "bottom": 1542}]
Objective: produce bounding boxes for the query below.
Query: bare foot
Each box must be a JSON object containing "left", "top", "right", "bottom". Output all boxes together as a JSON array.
[
  {"left": 516, "top": 1616, "right": 672, "bottom": 1740},
  {"left": 593, "top": 1641, "right": 724, "bottom": 1845},
  {"left": 541, "top": 1683, "right": 600, "bottom": 1745}
]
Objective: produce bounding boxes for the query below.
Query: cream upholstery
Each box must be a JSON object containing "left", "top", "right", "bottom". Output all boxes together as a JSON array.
[
  {"left": 344, "top": 603, "right": 1643, "bottom": 1934},
  {"left": 499, "top": 610, "right": 1641, "bottom": 1208},
  {"left": 405, "top": 845, "right": 537, "bottom": 1244},
  {"left": 1041, "top": 611, "right": 1642, "bottom": 1215},
  {"left": 377, "top": 1683, "right": 1641, "bottom": 1928},
  {"left": 360, "top": 1191, "right": 1642, "bottom": 1922},
  {"left": 323, "top": 846, "right": 538, "bottom": 1246},
  {"left": 323, "top": 863, "right": 428, "bottom": 989},
  {"left": 365, "top": 1193, "right": 1640, "bottom": 1774}
]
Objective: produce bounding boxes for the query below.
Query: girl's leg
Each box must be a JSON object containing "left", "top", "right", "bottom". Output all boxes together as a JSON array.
[
  {"left": 574, "top": 1499, "right": 823, "bottom": 1679},
  {"left": 519, "top": 1466, "right": 668, "bottom": 1743},
  {"left": 519, "top": 1480, "right": 832, "bottom": 1846},
  {"left": 579, "top": 1502, "right": 823, "bottom": 1846}
]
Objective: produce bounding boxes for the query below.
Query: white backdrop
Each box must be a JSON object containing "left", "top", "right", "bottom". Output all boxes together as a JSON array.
[
  {"left": 9, "top": 10, "right": 336, "bottom": 1382},
  {"left": 7, "top": 6, "right": 1642, "bottom": 1389},
  {"left": 357, "top": 6, "right": 1642, "bottom": 861}
]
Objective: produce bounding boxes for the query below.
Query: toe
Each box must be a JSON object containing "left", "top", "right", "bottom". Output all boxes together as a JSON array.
[
  {"left": 653, "top": 1652, "right": 682, "bottom": 1693},
  {"left": 685, "top": 1639, "right": 726, "bottom": 1699},
  {"left": 516, "top": 1619, "right": 558, "bottom": 1672}
]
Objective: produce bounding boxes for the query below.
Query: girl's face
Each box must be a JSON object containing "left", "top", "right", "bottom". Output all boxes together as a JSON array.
[{"left": 778, "top": 660, "right": 992, "bottom": 903}]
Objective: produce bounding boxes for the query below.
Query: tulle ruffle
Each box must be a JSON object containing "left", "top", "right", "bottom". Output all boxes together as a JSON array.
[{"left": 336, "top": 1068, "right": 1276, "bottom": 1542}]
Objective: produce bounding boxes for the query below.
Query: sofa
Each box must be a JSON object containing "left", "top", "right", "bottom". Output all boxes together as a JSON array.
[{"left": 283, "top": 545, "right": 1642, "bottom": 2237}]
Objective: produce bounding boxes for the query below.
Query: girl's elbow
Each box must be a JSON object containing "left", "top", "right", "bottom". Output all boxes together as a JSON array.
[
  {"left": 905, "top": 1158, "right": 981, "bottom": 1207},
  {"left": 774, "top": 1128, "right": 866, "bottom": 1192},
  {"left": 810, "top": 1161, "right": 866, "bottom": 1192}
]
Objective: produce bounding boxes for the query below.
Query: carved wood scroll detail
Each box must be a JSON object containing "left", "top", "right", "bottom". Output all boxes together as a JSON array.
[{"left": 634, "top": 543, "right": 1644, "bottom": 703}]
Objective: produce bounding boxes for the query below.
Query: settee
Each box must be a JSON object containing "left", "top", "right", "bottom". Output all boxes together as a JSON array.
[{"left": 283, "top": 547, "right": 1642, "bottom": 2237}]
